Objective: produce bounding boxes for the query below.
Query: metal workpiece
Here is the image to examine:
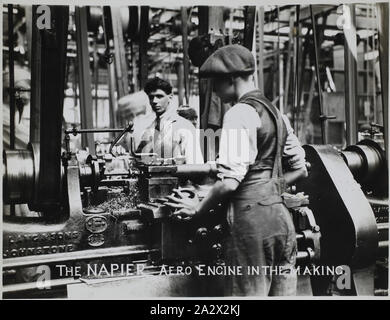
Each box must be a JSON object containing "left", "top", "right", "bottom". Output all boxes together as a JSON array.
[
  {"left": 175, "top": 163, "right": 218, "bottom": 178},
  {"left": 3, "top": 142, "right": 41, "bottom": 210},
  {"left": 341, "top": 139, "right": 388, "bottom": 196},
  {"left": 3, "top": 147, "right": 35, "bottom": 204}
]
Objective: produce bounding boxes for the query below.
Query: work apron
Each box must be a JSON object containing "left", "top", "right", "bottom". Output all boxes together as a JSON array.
[{"left": 224, "top": 96, "right": 297, "bottom": 297}]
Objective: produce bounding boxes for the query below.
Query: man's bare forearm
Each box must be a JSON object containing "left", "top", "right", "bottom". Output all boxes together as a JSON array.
[
  {"left": 195, "top": 179, "right": 239, "bottom": 218},
  {"left": 284, "top": 167, "right": 308, "bottom": 186},
  {"left": 196, "top": 167, "right": 308, "bottom": 216}
]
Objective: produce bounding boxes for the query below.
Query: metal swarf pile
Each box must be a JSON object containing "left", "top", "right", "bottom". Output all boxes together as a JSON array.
[
  {"left": 87, "top": 180, "right": 140, "bottom": 213},
  {"left": 97, "top": 193, "right": 139, "bottom": 213}
]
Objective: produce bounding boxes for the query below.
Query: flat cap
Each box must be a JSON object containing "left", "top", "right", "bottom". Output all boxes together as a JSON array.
[{"left": 199, "top": 44, "right": 255, "bottom": 78}]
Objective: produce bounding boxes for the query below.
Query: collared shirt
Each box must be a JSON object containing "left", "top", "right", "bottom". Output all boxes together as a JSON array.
[
  {"left": 217, "top": 102, "right": 306, "bottom": 182},
  {"left": 137, "top": 105, "right": 204, "bottom": 164}
]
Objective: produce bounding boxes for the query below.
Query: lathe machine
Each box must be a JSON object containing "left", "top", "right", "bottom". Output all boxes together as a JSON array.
[
  {"left": 3, "top": 123, "right": 388, "bottom": 297},
  {"left": 2, "top": 123, "right": 324, "bottom": 298}
]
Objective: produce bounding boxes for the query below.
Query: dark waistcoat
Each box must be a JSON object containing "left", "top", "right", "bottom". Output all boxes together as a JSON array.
[{"left": 237, "top": 90, "right": 288, "bottom": 172}]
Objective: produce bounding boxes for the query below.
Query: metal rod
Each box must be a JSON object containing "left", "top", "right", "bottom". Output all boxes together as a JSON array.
[
  {"left": 367, "top": 197, "right": 389, "bottom": 206},
  {"left": 101, "top": 6, "right": 117, "bottom": 138},
  {"left": 296, "top": 234, "right": 304, "bottom": 240},
  {"left": 29, "top": 5, "right": 41, "bottom": 144},
  {"left": 277, "top": 6, "right": 283, "bottom": 111},
  {"left": 103, "top": 171, "right": 130, "bottom": 176},
  {"left": 343, "top": 4, "right": 358, "bottom": 145},
  {"left": 75, "top": 6, "right": 95, "bottom": 154},
  {"left": 139, "top": 6, "right": 150, "bottom": 88},
  {"left": 65, "top": 128, "right": 126, "bottom": 135},
  {"left": 375, "top": 289, "right": 389, "bottom": 296},
  {"left": 111, "top": 6, "right": 129, "bottom": 98},
  {"left": 130, "top": 41, "right": 139, "bottom": 92},
  {"left": 310, "top": 5, "right": 326, "bottom": 144},
  {"left": 3, "top": 245, "right": 159, "bottom": 269},
  {"left": 292, "top": 5, "right": 300, "bottom": 133},
  {"left": 176, "top": 61, "right": 184, "bottom": 105},
  {"left": 377, "top": 223, "right": 388, "bottom": 231},
  {"left": 108, "top": 48, "right": 118, "bottom": 136},
  {"left": 8, "top": 4, "right": 15, "bottom": 150},
  {"left": 283, "top": 12, "right": 294, "bottom": 113},
  {"left": 7, "top": 4, "right": 16, "bottom": 216},
  {"left": 296, "top": 251, "right": 310, "bottom": 261},
  {"left": 93, "top": 38, "right": 99, "bottom": 127},
  {"left": 109, "top": 122, "right": 134, "bottom": 156},
  {"left": 376, "top": 3, "right": 389, "bottom": 159},
  {"left": 257, "top": 6, "right": 265, "bottom": 93},
  {"left": 244, "top": 6, "right": 256, "bottom": 50},
  {"left": 378, "top": 240, "right": 389, "bottom": 257},
  {"left": 175, "top": 163, "right": 218, "bottom": 177},
  {"left": 181, "top": 7, "right": 190, "bottom": 104},
  {"left": 378, "top": 240, "right": 388, "bottom": 249}
]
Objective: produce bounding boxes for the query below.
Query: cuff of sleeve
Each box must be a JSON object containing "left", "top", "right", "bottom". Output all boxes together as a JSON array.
[
  {"left": 216, "top": 172, "right": 245, "bottom": 183},
  {"left": 216, "top": 162, "right": 247, "bottom": 183}
]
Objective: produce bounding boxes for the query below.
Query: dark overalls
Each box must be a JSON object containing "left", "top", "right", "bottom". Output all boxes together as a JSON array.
[{"left": 224, "top": 90, "right": 297, "bottom": 296}]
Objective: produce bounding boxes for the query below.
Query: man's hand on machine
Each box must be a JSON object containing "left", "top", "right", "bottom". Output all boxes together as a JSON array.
[
  {"left": 164, "top": 188, "right": 200, "bottom": 221},
  {"left": 164, "top": 179, "right": 239, "bottom": 221}
]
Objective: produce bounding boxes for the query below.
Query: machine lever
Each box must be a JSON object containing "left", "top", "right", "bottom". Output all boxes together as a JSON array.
[{"left": 109, "top": 122, "right": 134, "bottom": 156}]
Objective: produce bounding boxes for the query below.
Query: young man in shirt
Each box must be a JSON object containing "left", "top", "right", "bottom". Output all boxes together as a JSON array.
[
  {"left": 137, "top": 77, "right": 204, "bottom": 165},
  {"left": 165, "top": 45, "right": 307, "bottom": 296}
]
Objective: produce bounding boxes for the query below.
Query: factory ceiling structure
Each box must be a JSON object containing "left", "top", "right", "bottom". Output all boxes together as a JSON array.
[{"left": 3, "top": 4, "right": 386, "bottom": 148}]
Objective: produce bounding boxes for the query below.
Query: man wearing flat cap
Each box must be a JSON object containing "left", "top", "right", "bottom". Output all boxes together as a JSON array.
[{"left": 165, "top": 44, "right": 307, "bottom": 296}]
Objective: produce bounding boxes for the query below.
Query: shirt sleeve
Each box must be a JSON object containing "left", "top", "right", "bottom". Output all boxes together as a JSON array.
[
  {"left": 216, "top": 106, "right": 306, "bottom": 182},
  {"left": 281, "top": 115, "right": 306, "bottom": 170},
  {"left": 216, "top": 104, "right": 260, "bottom": 183}
]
